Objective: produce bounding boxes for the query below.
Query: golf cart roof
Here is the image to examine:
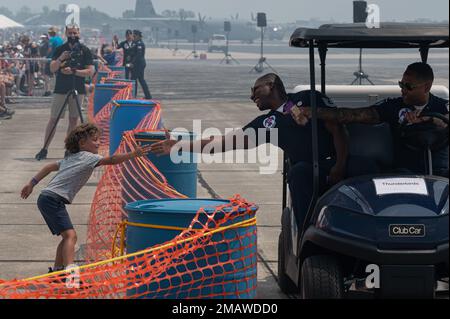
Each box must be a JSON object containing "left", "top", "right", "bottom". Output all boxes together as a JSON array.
[{"left": 289, "top": 23, "right": 449, "bottom": 49}]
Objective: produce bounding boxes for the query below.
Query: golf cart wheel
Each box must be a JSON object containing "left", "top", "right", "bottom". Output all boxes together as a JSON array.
[
  {"left": 278, "top": 232, "right": 298, "bottom": 293},
  {"left": 301, "top": 255, "right": 344, "bottom": 299}
]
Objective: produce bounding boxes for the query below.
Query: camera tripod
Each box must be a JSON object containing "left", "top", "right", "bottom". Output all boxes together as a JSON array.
[
  {"left": 250, "top": 27, "right": 276, "bottom": 73},
  {"left": 220, "top": 53, "right": 239, "bottom": 65},
  {"left": 351, "top": 48, "right": 374, "bottom": 85},
  {"left": 250, "top": 57, "right": 276, "bottom": 73},
  {"left": 220, "top": 34, "right": 239, "bottom": 65},
  {"left": 35, "top": 76, "right": 84, "bottom": 161}
]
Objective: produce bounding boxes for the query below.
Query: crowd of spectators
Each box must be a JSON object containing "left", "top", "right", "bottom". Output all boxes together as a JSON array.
[
  {"left": 0, "top": 27, "right": 127, "bottom": 120},
  {"left": 0, "top": 30, "right": 62, "bottom": 119}
]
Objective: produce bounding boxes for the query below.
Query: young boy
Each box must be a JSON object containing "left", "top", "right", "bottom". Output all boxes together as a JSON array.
[{"left": 21, "top": 123, "right": 151, "bottom": 273}]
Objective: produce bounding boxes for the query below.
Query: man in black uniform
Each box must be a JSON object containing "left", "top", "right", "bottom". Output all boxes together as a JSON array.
[
  {"left": 35, "top": 24, "right": 95, "bottom": 160},
  {"left": 117, "top": 30, "right": 134, "bottom": 79},
  {"left": 292, "top": 62, "right": 449, "bottom": 177},
  {"left": 149, "top": 73, "right": 349, "bottom": 228},
  {"left": 130, "top": 30, "right": 152, "bottom": 99}
]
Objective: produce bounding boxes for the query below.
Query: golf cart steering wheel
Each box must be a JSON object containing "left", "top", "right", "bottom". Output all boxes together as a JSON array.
[{"left": 400, "top": 112, "right": 449, "bottom": 152}]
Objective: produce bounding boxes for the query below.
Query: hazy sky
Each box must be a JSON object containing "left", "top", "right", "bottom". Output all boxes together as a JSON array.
[{"left": 2, "top": 0, "right": 449, "bottom": 23}]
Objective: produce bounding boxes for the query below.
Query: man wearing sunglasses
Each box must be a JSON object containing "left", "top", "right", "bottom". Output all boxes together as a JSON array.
[{"left": 291, "top": 62, "right": 449, "bottom": 176}]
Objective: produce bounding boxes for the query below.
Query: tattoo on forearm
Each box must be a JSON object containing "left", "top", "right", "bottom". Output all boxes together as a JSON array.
[{"left": 317, "top": 107, "right": 380, "bottom": 124}]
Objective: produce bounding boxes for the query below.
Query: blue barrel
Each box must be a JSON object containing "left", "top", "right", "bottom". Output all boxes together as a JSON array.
[
  {"left": 93, "top": 83, "right": 129, "bottom": 116},
  {"left": 95, "top": 70, "right": 110, "bottom": 84},
  {"left": 134, "top": 131, "right": 197, "bottom": 198},
  {"left": 104, "top": 79, "right": 137, "bottom": 97},
  {"left": 109, "top": 100, "right": 162, "bottom": 155},
  {"left": 109, "top": 66, "right": 126, "bottom": 78},
  {"left": 124, "top": 199, "right": 258, "bottom": 299}
]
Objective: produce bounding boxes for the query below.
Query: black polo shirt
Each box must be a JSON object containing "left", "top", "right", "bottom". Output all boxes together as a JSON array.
[
  {"left": 242, "top": 90, "right": 336, "bottom": 165},
  {"left": 52, "top": 42, "right": 94, "bottom": 95},
  {"left": 373, "top": 93, "right": 449, "bottom": 173},
  {"left": 118, "top": 40, "right": 135, "bottom": 64}
]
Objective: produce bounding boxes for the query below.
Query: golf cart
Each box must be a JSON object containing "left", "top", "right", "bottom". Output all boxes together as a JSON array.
[{"left": 278, "top": 23, "right": 449, "bottom": 299}]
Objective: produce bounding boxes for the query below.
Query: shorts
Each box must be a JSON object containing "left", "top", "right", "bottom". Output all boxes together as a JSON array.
[
  {"left": 51, "top": 93, "right": 85, "bottom": 119},
  {"left": 37, "top": 192, "right": 73, "bottom": 236}
]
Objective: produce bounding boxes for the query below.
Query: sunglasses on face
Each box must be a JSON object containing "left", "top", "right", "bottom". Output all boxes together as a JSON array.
[{"left": 398, "top": 81, "right": 425, "bottom": 91}]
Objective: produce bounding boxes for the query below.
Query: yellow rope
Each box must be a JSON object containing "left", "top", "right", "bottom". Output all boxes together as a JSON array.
[{"left": 17, "top": 217, "right": 257, "bottom": 283}]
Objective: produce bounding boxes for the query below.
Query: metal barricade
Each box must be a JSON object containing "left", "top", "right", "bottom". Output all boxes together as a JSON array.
[{"left": 0, "top": 57, "right": 54, "bottom": 100}]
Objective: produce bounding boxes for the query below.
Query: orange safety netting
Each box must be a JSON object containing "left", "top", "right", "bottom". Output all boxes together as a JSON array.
[{"left": 0, "top": 194, "right": 257, "bottom": 299}]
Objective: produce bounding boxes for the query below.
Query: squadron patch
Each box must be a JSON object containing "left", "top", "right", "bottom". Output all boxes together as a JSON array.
[
  {"left": 398, "top": 108, "right": 411, "bottom": 124},
  {"left": 263, "top": 115, "right": 277, "bottom": 129}
]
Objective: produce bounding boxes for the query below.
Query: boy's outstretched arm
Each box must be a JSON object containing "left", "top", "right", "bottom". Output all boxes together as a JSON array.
[
  {"left": 21, "top": 162, "right": 59, "bottom": 199},
  {"left": 97, "top": 144, "right": 153, "bottom": 166}
]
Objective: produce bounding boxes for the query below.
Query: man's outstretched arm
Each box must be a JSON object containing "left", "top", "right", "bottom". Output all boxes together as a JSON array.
[{"left": 149, "top": 130, "right": 253, "bottom": 156}]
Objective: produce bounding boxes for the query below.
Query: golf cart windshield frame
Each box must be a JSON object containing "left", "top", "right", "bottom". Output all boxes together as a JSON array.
[{"left": 285, "top": 22, "right": 450, "bottom": 232}]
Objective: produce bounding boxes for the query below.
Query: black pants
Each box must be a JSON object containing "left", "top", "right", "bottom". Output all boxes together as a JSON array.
[
  {"left": 288, "top": 159, "right": 335, "bottom": 230},
  {"left": 131, "top": 67, "right": 152, "bottom": 99},
  {"left": 125, "top": 67, "right": 131, "bottom": 80}
]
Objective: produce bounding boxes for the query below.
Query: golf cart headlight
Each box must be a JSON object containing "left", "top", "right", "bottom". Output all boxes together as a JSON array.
[{"left": 330, "top": 185, "right": 374, "bottom": 215}]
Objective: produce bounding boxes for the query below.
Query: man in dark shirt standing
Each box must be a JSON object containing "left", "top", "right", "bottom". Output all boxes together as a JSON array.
[
  {"left": 35, "top": 24, "right": 95, "bottom": 161},
  {"left": 292, "top": 62, "right": 449, "bottom": 176},
  {"left": 131, "top": 30, "right": 152, "bottom": 99},
  {"left": 117, "top": 30, "right": 135, "bottom": 79}
]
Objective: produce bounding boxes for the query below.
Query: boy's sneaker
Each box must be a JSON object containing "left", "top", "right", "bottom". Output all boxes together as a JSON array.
[
  {"left": 43, "top": 91, "right": 52, "bottom": 97},
  {"left": 35, "top": 148, "right": 48, "bottom": 161}
]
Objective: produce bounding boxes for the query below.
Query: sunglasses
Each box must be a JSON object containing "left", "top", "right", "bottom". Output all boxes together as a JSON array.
[{"left": 398, "top": 81, "right": 426, "bottom": 91}]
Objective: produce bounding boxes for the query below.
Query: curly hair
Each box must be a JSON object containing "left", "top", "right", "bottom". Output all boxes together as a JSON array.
[{"left": 65, "top": 123, "right": 100, "bottom": 154}]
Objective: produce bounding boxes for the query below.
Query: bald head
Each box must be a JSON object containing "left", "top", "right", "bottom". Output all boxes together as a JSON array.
[
  {"left": 256, "top": 73, "right": 288, "bottom": 100},
  {"left": 251, "top": 73, "right": 288, "bottom": 111}
]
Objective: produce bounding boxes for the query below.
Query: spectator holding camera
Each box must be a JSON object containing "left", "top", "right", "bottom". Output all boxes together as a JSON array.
[{"left": 35, "top": 24, "right": 95, "bottom": 161}]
